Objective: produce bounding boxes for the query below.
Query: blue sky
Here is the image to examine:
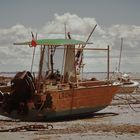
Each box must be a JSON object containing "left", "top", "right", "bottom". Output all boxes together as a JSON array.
[{"left": 0, "top": 0, "right": 140, "bottom": 72}]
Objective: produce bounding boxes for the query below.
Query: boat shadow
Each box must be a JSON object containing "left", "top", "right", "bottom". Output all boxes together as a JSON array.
[
  {"left": 0, "top": 112, "right": 119, "bottom": 123},
  {"left": 45, "top": 112, "right": 119, "bottom": 122}
]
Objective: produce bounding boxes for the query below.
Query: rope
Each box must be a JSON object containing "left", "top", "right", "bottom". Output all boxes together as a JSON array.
[
  {"left": 114, "top": 94, "right": 140, "bottom": 112},
  {"left": 125, "top": 94, "right": 140, "bottom": 112},
  {"left": 129, "top": 94, "right": 140, "bottom": 103}
]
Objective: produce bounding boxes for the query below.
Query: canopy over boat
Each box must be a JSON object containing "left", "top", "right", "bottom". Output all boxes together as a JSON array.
[{"left": 14, "top": 38, "right": 89, "bottom": 46}]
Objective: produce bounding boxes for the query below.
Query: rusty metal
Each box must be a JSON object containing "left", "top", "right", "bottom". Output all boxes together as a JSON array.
[{"left": 0, "top": 124, "right": 53, "bottom": 132}]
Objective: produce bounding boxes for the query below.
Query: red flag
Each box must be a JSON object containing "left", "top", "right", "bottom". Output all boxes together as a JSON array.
[
  {"left": 31, "top": 39, "right": 37, "bottom": 47},
  {"left": 31, "top": 32, "right": 37, "bottom": 47}
]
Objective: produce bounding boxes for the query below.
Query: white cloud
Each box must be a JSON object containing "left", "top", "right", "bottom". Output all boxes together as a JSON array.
[
  {"left": 0, "top": 24, "right": 39, "bottom": 72},
  {"left": 0, "top": 13, "right": 140, "bottom": 72},
  {"left": 42, "top": 13, "right": 102, "bottom": 36},
  {"left": 108, "top": 24, "right": 140, "bottom": 38},
  {"left": 108, "top": 24, "right": 140, "bottom": 48}
]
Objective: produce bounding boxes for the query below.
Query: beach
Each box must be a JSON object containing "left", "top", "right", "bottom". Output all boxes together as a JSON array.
[
  {"left": 1, "top": 1, "right": 140, "bottom": 139},
  {"left": 0, "top": 92, "right": 140, "bottom": 140}
]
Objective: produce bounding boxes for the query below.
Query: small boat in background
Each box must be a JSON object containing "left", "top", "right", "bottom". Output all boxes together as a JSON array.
[
  {"left": 117, "top": 73, "right": 139, "bottom": 93},
  {"left": 113, "top": 38, "right": 139, "bottom": 93}
]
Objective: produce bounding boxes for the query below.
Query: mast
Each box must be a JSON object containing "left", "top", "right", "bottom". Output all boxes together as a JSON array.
[
  {"left": 30, "top": 32, "right": 37, "bottom": 73},
  {"left": 107, "top": 45, "right": 110, "bottom": 80},
  {"left": 118, "top": 38, "right": 123, "bottom": 72},
  {"left": 64, "top": 23, "right": 67, "bottom": 39}
]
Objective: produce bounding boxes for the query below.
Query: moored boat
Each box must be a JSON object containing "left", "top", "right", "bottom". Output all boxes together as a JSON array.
[
  {"left": 116, "top": 73, "right": 139, "bottom": 93},
  {"left": 113, "top": 38, "right": 139, "bottom": 93},
  {"left": 0, "top": 30, "right": 120, "bottom": 121}
]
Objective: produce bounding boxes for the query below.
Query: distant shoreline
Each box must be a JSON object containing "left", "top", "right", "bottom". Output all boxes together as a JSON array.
[{"left": 1, "top": 72, "right": 140, "bottom": 80}]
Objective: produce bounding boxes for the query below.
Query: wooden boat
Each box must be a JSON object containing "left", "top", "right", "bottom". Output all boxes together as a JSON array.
[
  {"left": 116, "top": 73, "right": 139, "bottom": 93},
  {"left": 0, "top": 32, "right": 119, "bottom": 121},
  {"left": 114, "top": 38, "right": 139, "bottom": 93}
]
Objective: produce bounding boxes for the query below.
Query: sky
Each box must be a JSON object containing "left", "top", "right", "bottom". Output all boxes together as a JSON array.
[{"left": 0, "top": 0, "right": 140, "bottom": 73}]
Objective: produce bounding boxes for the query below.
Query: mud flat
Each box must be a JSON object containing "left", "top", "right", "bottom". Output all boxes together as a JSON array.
[
  {"left": 0, "top": 75, "right": 140, "bottom": 140},
  {"left": 0, "top": 93, "right": 140, "bottom": 140}
]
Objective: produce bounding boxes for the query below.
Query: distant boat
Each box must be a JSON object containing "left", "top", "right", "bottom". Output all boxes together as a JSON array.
[
  {"left": 0, "top": 27, "right": 119, "bottom": 121},
  {"left": 114, "top": 38, "right": 139, "bottom": 93},
  {"left": 116, "top": 73, "right": 139, "bottom": 93}
]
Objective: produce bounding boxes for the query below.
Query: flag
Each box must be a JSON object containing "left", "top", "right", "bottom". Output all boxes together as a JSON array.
[{"left": 31, "top": 32, "right": 37, "bottom": 47}]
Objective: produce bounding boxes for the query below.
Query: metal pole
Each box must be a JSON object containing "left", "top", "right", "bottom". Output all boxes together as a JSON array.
[
  {"left": 84, "top": 24, "right": 97, "bottom": 47},
  {"left": 78, "top": 24, "right": 97, "bottom": 68},
  {"left": 118, "top": 38, "right": 123, "bottom": 72},
  {"left": 30, "top": 33, "right": 37, "bottom": 73},
  {"left": 31, "top": 47, "right": 36, "bottom": 73},
  {"left": 107, "top": 45, "right": 110, "bottom": 80},
  {"left": 64, "top": 23, "right": 67, "bottom": 39}
]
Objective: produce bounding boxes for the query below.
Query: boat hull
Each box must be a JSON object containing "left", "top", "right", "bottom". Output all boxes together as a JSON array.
[
  {"left": 0, "top": 83, "right": 119, "bottom": 121},
  {"left": 118, "top": 80, "right": 139, "bottom": 93},
  {"left": 0, "top": 105, "right": 108, "bottom": 121}
]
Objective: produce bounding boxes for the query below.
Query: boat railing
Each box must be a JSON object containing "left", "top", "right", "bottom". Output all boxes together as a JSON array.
[
  {"left": 78, "top": 80, "right": 111, "bottom": 87},
  {"left": 57, "top": 80, "right": 113, "bottom": 90}
]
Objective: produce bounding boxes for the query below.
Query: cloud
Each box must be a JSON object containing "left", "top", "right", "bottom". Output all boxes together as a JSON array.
[
  {"left": 0, "top": 13, "right": 140, "bottom": 72},
  {"left": 108, "top": 24, "right": 140, "bottom": 38},
  {"left": 42, "top": 13, "right": 98, "bottom": 35},
  {"left": 0, "top": 24, "right": 40, "bottom": 72}
]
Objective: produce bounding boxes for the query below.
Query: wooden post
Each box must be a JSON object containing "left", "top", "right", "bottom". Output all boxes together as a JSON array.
[
  {"left": 31, "top": 47, "right": 35, "bottom": 73},
  {"left": 37, "top": 45, "right": 45, "bottom": 92},
  {"left": 50, "top": 46, "right": 54, "bottom": 75}
]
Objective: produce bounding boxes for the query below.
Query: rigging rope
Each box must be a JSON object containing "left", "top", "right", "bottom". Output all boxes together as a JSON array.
[
  {"left": 125, "top": 93, "right": 140, "bottom": 112},
  {"left": 114, "top": 94, "right": 140, "bottom": 112}
]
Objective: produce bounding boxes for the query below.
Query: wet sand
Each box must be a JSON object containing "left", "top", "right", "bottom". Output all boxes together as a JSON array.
[{"left": 0, "top": 93, "right": 140, "bottom": 140}]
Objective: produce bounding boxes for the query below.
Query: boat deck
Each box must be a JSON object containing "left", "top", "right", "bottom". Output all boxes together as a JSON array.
[{"left": 41, "top": 80, "right": 114, "bottom": 92}]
